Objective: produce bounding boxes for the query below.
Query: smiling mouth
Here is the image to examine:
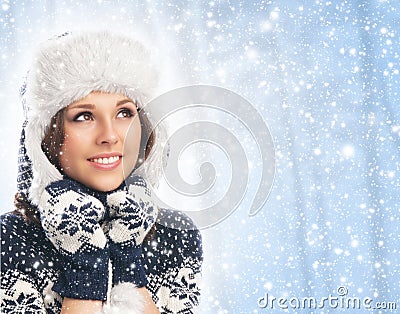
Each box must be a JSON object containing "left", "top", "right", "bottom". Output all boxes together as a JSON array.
[{"left": 88, "top": 156, "right": 120, "bottom": 164}]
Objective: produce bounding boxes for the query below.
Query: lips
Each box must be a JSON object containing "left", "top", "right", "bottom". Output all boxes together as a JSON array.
[
  {"left": 87, "top": 153, "right": 122, "bottom": 170},
  {"left": 89, "top": 156, "right": 120, "bottom": 164}
]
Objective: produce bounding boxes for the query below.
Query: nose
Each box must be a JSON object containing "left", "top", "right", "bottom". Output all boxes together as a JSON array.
[{"left": 96, "top": 120, "right": 118, "bottom": 145}]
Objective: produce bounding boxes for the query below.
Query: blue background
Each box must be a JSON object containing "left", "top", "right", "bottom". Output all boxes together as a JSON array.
[{"left": 1, "top": 1, "right": 399, "bottom": 312}]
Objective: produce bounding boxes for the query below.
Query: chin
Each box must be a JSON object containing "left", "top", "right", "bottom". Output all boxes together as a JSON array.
[
  {"left": 86, "top": 178, "right": 124, "bottom": 192},
  {"left": 100, "top": 183, "right": 123, "bottom": 192}
]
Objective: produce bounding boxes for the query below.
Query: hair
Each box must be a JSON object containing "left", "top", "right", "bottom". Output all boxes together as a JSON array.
[{"left": 14, "top": 96, "right": 156, "bottom": 230}]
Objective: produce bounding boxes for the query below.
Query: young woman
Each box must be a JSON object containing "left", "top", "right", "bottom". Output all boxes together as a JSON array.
[{"left": 1, "top": 31, "right": 203, "bottom": 313}]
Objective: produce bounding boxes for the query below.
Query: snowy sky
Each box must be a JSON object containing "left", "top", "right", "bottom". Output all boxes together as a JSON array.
[{"left": 0, "top": 1, "right": 399, "bottom": 312}]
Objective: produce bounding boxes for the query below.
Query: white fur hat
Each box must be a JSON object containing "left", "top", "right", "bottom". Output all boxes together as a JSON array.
[{"left": 24, "top": 31, "right": 161, "bottom": 204}]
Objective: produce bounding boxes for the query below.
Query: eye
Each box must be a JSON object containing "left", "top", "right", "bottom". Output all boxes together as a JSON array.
[
  {"left": 117, "top": 108, "right": 134, "bottom": 119},
  {"left": 74, "top": 112, "right": 93, "bottom": 122}
]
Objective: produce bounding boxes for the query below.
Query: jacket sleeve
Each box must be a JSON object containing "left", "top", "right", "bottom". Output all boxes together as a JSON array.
[
  {"left": 1, "top": 269, "right": 47, "bottom": 314},
  {"left": 145, "top": 219, "right": 203, "bottom": 313},
  {"left": 155, "top": 254, "right": 202, "bottom": 313}
]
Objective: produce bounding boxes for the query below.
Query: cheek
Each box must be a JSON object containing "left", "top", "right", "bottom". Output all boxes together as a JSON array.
[
  {"left": 59, "top": 139, "right": 73, "bottom": 169},
  {"left": 59, "top": 132, "right": 83, "bottom": 167},
  {"left": 123, "top": 121, "right": 142, "bottom": 172}
]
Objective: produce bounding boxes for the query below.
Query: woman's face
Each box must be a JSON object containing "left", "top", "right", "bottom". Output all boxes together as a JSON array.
[{"left": 59, "top": 91, "right": 141, "bottom": 192}]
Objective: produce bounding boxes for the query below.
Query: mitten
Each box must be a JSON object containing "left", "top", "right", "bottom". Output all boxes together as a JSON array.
[
  {"left": 39, "top": 178, "right": 109, "bottom": 300},
  {"left": 105, "top": 176, "right": 157, "bottom": 287}
]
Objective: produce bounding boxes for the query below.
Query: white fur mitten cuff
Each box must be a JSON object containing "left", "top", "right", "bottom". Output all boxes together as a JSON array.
[{"left": 102, "top": 283, "right": 145, "bottom": 314}]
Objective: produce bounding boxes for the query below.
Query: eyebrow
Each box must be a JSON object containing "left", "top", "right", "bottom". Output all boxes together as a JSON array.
[
  {"left": 67, "top": 98, "right": 135, "bottom": 110},
  {"left": 116, "top": 99, "right": 135, "bottom": 107},
  {"left": 67, "top": 103, "right": 95, "bottom": 110}
]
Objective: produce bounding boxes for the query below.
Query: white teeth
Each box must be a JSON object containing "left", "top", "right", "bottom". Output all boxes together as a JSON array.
[{"left": 92, "top": 156, "right": 120, "bottom": 164}]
